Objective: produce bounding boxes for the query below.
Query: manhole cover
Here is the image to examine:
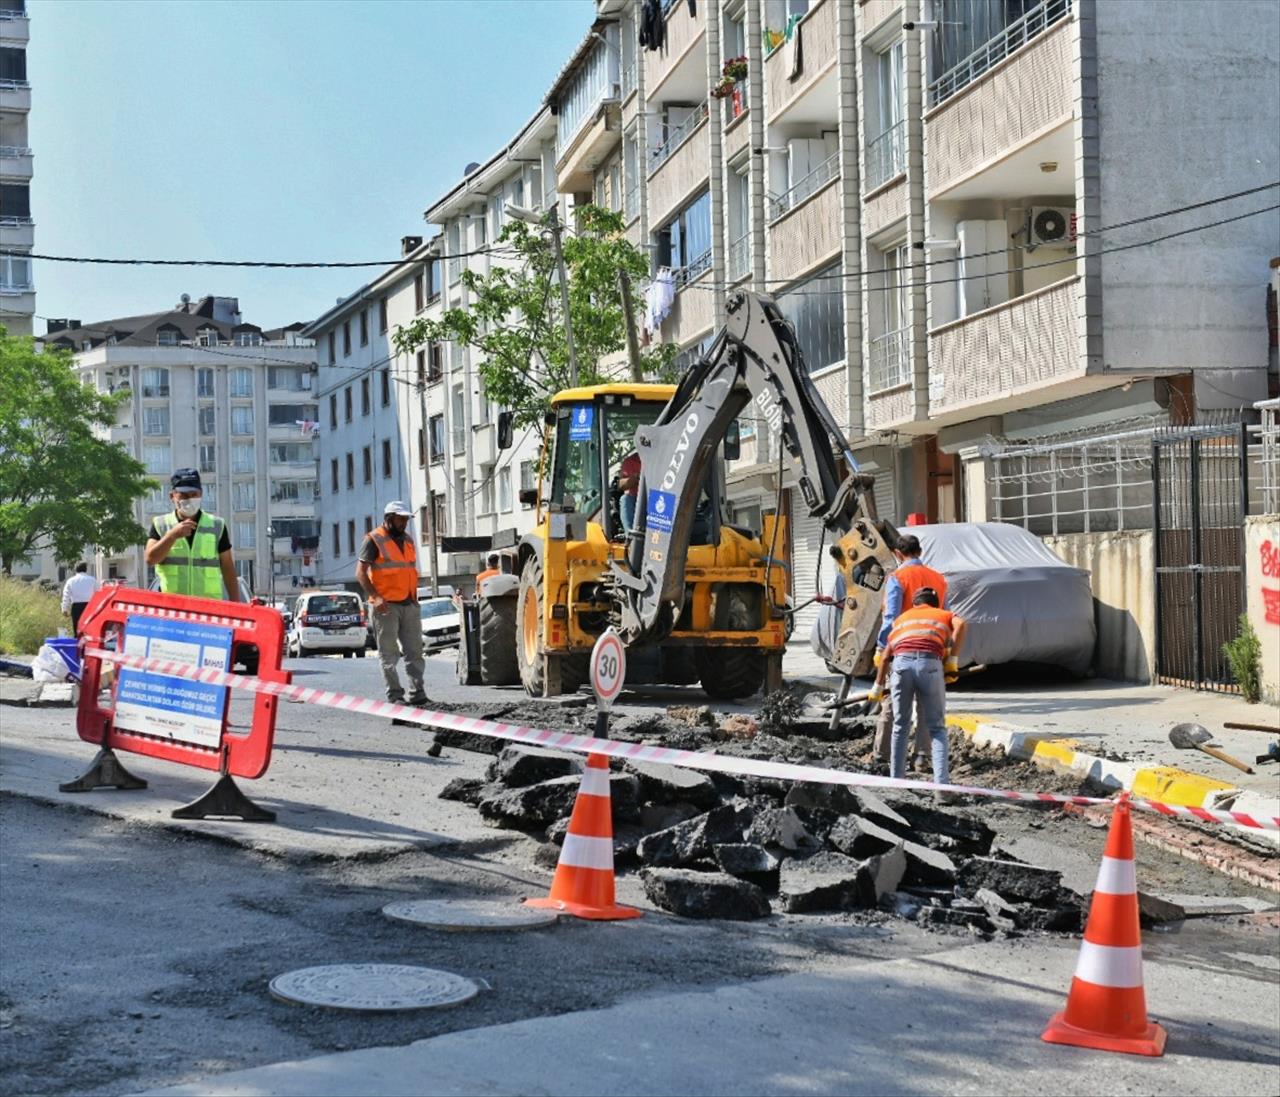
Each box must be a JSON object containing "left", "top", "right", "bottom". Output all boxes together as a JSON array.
[
  {"left": 269, "top": 964, "right": 479, "bottom": 1012},
  {"left": 382, "top": 899, "right": 559, "bottom": 932}
]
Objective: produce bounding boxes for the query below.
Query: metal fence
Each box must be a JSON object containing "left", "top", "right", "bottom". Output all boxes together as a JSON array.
[{"left": 1252, "top": 397, "right": 1280, "bottom": 515}]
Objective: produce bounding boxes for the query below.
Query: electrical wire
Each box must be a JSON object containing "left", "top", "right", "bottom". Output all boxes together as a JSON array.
[{"left": 0, "top": 244, "right": 522, "bottom": 269}]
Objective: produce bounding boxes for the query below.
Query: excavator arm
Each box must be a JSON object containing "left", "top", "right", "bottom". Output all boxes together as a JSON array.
[{"left": 607, "top": 290, "right": 900, "bottom": 671}]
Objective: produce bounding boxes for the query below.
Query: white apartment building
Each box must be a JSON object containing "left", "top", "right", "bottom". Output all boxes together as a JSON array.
[
  {"left": 38, "top": 297, "right": 319, "bottom": 595},
  {"left": 0, "top": 0, "right": 34, "bottom": 336},
  {"left": 547, "top": 0, "right": 1278, "bottom": 628}
]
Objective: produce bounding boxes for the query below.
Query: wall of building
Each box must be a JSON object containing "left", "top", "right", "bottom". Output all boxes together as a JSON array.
[
  {"left": 1244, "top": 514, "right": 1280, "bottom": 704},
  {"left": 1043, "top": 529, "right": 1156, "bottom": 684}
]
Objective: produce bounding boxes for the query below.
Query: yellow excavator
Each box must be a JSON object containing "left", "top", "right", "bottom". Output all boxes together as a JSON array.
[{"left": 456, "top": 290, "right": 900, "bottom": 699}]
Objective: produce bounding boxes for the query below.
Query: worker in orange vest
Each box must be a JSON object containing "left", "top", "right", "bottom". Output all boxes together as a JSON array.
[
  {"left": 474, "top": 552, "right": 501, "bottom": 594},
  {"left": 869, "top": 587, "right": 967, "bottom": 803},
  {"left": 872, "top": 533, "right": 949, "bottom": 770},
  {"left": 356, "top": 501, "right": 429, "bottom": 709}
]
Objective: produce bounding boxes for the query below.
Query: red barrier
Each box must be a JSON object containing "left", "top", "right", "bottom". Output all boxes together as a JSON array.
[{"left": 67, "top": 586, "right": 289, "bottom": 819}]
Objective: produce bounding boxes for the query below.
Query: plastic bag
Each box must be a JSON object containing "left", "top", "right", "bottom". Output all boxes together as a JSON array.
[{"left": 31, "top": 644, "right": 71, "bottom": 683}]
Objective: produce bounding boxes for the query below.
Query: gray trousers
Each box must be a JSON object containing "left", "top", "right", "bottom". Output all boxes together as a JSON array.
[
  {"left": 373, "top": 600, "right": 426, "bottom": 701},
  {"left": 888, "top": 653, "right": 949, "bottom": 784}
]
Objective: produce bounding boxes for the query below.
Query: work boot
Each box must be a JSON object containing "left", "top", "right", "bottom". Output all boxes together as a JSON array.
[
  {"left": 934, "top": 790, "right": 962, "bottom": 807},
  {"left": 407, "top": 692, "right": 429, "bottom": 707}
]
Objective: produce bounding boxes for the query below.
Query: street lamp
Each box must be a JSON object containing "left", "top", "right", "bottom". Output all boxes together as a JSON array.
[{"left": 266, "top": 524, "right": 276, "bottom": 608}]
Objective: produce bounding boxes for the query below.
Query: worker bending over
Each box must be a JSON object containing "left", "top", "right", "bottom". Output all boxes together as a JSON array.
[{"left": 870, "top": 587, "right": 967, "bottom": 803}]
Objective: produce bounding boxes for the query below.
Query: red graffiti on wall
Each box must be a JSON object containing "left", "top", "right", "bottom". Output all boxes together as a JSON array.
[{"left": 1262, "top": 540, "right": 1280, "bottom": 625}]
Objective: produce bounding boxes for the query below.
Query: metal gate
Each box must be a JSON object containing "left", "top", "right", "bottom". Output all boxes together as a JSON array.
[{"left": 1152, "top": 423, "right": 1249, "bottom": 692}]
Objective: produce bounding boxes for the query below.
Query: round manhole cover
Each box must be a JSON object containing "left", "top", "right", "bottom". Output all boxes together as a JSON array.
[
  {"left": 382, "top": 899, "right": 559, "bottom": 932},
  {"left": 269, "top": 964, "right": 479, "bottom": 1012}
]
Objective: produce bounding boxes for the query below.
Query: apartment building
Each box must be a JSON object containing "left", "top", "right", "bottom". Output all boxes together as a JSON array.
[
  {"left": 38, "top": 297, "right": 319, "bottom": 595},
  {"left": 0, "top": 0, "right": 33, "bottom": 336},
  {"left": 553, "top": 0, "right": 1278, "bottom": 627},
  {"left": 303, "top": 236, "right": 449, "bottom": 590}
]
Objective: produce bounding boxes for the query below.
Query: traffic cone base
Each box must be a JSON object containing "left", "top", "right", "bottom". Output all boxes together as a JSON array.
[
  {"left": 1041, "top": 797, "right": 1166, "bottom": 1057},
  {"left": 525, "top": 754, "right": 641, "bottom": 922}
]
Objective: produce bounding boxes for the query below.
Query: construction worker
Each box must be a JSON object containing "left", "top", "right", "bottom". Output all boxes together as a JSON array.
[
  {"left": 144, "top": 469, "right": 241, "bottom": 601},
  {"left": 61, "top": 562, "right": 99, "bottom": 634},
  {"left": 475, "top": 552, "right": 501, "bottom": 593},
  {"left": 873, "top": 534, "right": 947, "bottom": 769},
  {"left": 356, "top": 501, "right": 429, "bottom": 708},
  {"left": 869, "top": 587, "right": 967, "bottom": 802}
]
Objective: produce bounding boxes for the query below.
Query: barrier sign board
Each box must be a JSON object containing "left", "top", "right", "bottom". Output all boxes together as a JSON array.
[
  {"left": 589, "top": 628, "right": 626, "bottom": 711},
  {"left": 115, "top": 614, "right": 233, "bottom": 748}
]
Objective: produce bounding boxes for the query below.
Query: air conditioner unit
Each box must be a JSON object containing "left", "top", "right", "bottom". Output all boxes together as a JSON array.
[{"left": 1029, "top": 206, "right": 1076, "bottom": 249}]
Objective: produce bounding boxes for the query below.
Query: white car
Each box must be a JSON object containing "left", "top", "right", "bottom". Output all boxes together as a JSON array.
[
  {"left": 287, "top": 590, "right": 368, "bottom": 658},
  {"left": 420, "top": 597, "right": 461, "bottom": 653}
]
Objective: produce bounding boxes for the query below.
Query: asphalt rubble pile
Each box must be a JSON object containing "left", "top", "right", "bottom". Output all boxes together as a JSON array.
[{"left": 436, "top": 696, "right": 1097, "bottom": 936}]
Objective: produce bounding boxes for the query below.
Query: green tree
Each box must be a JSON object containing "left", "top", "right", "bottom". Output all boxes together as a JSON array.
[
  {"left": 0, "top": 327, "right": 155, "bottom": 574},
  {"left": 393, "top": 205, "right": 676, "bottom": 431}
]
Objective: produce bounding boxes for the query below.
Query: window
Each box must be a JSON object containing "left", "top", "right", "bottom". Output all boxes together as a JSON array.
[
  {"left": 429, "top": 414, "right": 445, "bottom": 464},
  {"left": 381, "top": 439, "right": 392, "bottom": 479},
  {"left": 415, "top": 270, "right": 425, "bottom": 312},
  {"left": 330, "top": 457, "right": 339, "bottom": 492},
  {"left": 198, "top": 405, "right": 215, "bottom": 435},
  {"left": 234, "top": 330, "right": 262, "bottom": 347},
  {"left": 231, "top": 406, "right": 254, "bottom": 435},
  {"left": 327, "top": 331, "right": 336, "bottom": 363},
  {"left": 344, "top": 386, "right": 352, "bottom": 422},
  {"left": 416, "top": 349, "right": 426, "bottom": 386},
  {"left": 362, "top": 446, "right": 372, "bottom": 483},
  {"left": 0, "top": 253, "right": 32, "bottom": 291},
  {"left": 479, "top": 464, "right": 495, "bottom": 514},
  {"left": 232, "top": 442, "right": 255, "bottom": 473},
  {"left": 143, "top": 444, "right": 171, "bottom": 474},
  {"left": 235, "top": 520, "right": 256, "bottom": 549},
  {"left": 155, "top": 327, "right": 181, "bottom": 347},
  {"left": 380, "top": 368, "right": 390, "bottom": 406},
  {"left": 867, "top": 40, "right": 906, "bottom": 189},
  {"left": 498, "top": 467, "right": 512, "bottom": 512},
  {"left": 929, "top": 0, "right": 1071, "bottom": 106},
  {"left": 520, "top": 459, "right": 536, "bottom": 494},
  {"left": 554, "top": 26, "right": 619, "bottom": 151},
  {"left": 268, "top": 366, "right": 307, "bottom": 391},
  {"left": 364, "top": 515, "right": 374, "bottom": 534},
  {"left": 141, "top": 368, "right": 169, "bottom": 398},
  {"left": 776, "top": 262, "right": 845, "bottom": 374},
  {"left": 359, "top": 308, "right": 369, "bottom": 346},
  {"left": 655, "top": 190, "right": 712, "bottom": 286},
  {"left": 329, "top": 393, "right": 338, "bottom": 429},
  {"left": 345, "top": 452, "right": 354, "bottom": 489},
  {"left": 271, "top": 479, "right": 316, "bottom": 503},
  {"left": 417, "top": 427, "right": 426, "bottom": 467},
  {"left": 269, "top": 442, "right": 312, "bottom": 464},
  {"left": 229, "top": 368, "right": 253, "bottom": 398},
  {"left": 197, "top": 368, "right": 214, "bottom": 398},
  {"left": 143, "top": 406, "right": 170, "bottom": 436},
  {"left": 378, "top": 297, "right": 388, "bottom": 333},
  {"left": 199, "top": 443, "right": 216, "bottom": 473},
  {"left": 201, "top": 485, "right": 218, "bottom": 511},
  {"left": 870, "top": 241, "right": 911, "bottom": 392},
  {"left": 342, "top": 320, "right": 351, "bottom": 357},
  {"left": 427, "top": 259, "right": 441, "bottom": 302},
  {"left": 347, "top": 520, "right": 356, "bottom": 555},
  {"left": 361, "top": 377, "right": 370, "bottom": 415},
  {"left": 233, "top": 481, "right": 256, "bottom": 511},
  {"left": 428, "top": 342, "right": 443, "bottom": 382},
  {"left": 196, "top": 326, "right": 219, "bottom": 347},
  {"left": 332, "top": 523, "right": 341, "bottom": 556}
]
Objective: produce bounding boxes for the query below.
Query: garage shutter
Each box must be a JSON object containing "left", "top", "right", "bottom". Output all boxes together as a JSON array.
[{"left": 789, "top": 504, "right": 838, "bottom": 636}]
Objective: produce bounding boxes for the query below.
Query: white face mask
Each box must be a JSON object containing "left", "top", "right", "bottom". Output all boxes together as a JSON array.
[{"left": 176, "top": 497, "right": 201, "bottom": 518}]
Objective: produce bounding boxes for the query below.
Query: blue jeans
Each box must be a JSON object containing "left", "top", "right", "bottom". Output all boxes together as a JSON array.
[
  {"left": 889, "top": 653, "right": 949, "bottom": 784},
  {"left": 621, "top": 493, "right": 637, "bottom": 531}
]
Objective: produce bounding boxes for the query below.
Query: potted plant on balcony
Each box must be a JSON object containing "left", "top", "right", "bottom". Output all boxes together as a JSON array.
[
  {"left": 712, "top": 57, "right": 748, "bottom": 118},
  {"left": 723, "top": 56, "right": 748, "bottom": 81},
  {"left": 711, "top": 74, "right": 736, "bottom": 99}
]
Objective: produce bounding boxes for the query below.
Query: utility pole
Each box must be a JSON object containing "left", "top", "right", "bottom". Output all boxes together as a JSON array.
[
  {"left": 547, "top": 207, "right": 579, "bottom": 387},
  {"left": 618, "top": 267, "right": 643, "bottom": 382}
]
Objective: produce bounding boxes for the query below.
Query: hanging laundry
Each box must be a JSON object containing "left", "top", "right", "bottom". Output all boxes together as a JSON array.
[
  {"left": 787, "top": 18, "right": 804, "bottom": 80},
  {"left": 639, "top": 0, "right": 666, "bottom": 52},
  {"left": 645, "top": 268, "right": 676, "bottom": 335}
]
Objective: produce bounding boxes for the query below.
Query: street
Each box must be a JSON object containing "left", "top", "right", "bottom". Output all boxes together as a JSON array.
[{"left": 2, "top": 650, "right": 1278, "bottom": 1096}]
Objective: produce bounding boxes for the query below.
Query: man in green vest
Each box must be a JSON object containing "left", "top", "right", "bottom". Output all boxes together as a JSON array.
[{"left": 144, "top": 468, "right": 242, "bottom": 601}]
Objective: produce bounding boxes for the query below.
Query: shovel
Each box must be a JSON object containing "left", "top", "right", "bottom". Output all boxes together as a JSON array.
[{"left": 1168, "top": 723, "right": 1255, "bottom": 774}]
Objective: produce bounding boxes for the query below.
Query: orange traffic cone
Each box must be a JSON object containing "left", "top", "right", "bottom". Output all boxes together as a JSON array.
[
  {"left": 1042, "top": 796, "right": 1167, "bottom": 1056},
  {"left": 525, "top": 754, "right": 642, "bottom": 921}
]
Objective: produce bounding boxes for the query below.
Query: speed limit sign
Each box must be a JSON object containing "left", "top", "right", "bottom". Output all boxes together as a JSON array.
[{"left": 589, "top": 628, "right": 626, "bottom": 711}]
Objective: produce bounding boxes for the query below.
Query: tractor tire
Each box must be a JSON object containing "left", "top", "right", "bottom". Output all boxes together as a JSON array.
[
  {"left": 479, "top": 596, "right": 520, "bottom": 686},
  {"left": 696, "top": 584, "right": 765, "bottom": 701},
  {"left": 516, "top": 557, "right": 588, "bottom": 697},
  {"left": 660, "top": 647, "right": 701, "bottom": 686}
]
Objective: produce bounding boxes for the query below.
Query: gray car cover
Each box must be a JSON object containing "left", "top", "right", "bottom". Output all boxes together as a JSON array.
[{"left": 810, "top": 522, "right": 1095, "bottom": 676}]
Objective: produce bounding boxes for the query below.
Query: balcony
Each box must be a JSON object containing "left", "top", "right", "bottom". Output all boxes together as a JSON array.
[
  {"left": 925, "top": 7, "right": 1074, "bottom": 197},
  {"left": 0, "top": 79, "right": 29, "bottom": 111},
  {"left": 0, "top": 145, "right": 32, "bottom": 180},
  {"left": 767, "top": 164, "right": 840, "bottom": 284},
  {"left": 647, "top": 107, "right": 710, "bottom": 228},
  {"left": 865, "top": 121, "right": 905, "bottom": 193},
  {"left": 646, "top": 0, "right": 704, "bottom": 99},
  {"left": 928, "top": 277, "right": 1081, "bottom": 421},
  {"left": 764, "top": 0, "right": 836, "bottom": 123},
  {"left": 868, "top": 329, "right": 909, "bottom": 394},
  {"left": 0, "top": 8, "right": 29, "bottom": 47},
  {"left": 659, "top": 269, "right": 715, "bottom": 347},
  {"left": 649, "top": 101, "right": 707, "bottom": 175},
  {"left": 769, "top": 152, "right": 838, "bottom": 222},
  {"left": 728, "top": 233, "right": 750, "bottom": 283}
]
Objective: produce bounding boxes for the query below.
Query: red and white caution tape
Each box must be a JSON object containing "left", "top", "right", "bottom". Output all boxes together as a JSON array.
[{"left": 85, "top": 647, "right": 1280, "bottom": 833}]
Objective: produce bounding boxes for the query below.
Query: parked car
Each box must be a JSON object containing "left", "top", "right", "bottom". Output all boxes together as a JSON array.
[
  {"left": 810, "top": 522, "right": 1096, "bottom": 676},
  {"left": 287, "top": 590, "right": 368, "bottom": 658},
  {"left": 420, "top": 596, "right": 461, "bottom": 653}
]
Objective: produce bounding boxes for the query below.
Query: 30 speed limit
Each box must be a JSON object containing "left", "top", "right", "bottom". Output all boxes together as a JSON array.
[{"left": 589, "top": 629, "right": 626, "bottom": 710}]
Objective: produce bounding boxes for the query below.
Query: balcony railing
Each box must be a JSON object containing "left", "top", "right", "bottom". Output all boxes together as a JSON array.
[
  {"left": 728, "top": 233, "right": 750, "bottom": 282},
  {"left": 868, "top": 328, "right": 909, "bottom": 393},
  {"left": 929, "top": 0, "right": 1073, "bottom": 107},
  {"left": 650, "top": 102, "right": 709, "bottom": 173},
  {"left": 0, "top": 145, "right": 32, "bottom": 158},
  {"left": 446, "top": 257, "right": 462, "bottom": 285},
  {"left": 624, "top": 183, "right": 640, "bottom": 222},
  {"left": 451, "top": 428, "right": 467, "bottom": 455},
  {"left": 0, "top": 79, "right": 30, "bottom": 90},
  {"left": 769, "top": 153, "right": 838, "bottom": 221},
  {"left": 621, "top": 62, "right": 637, "bottom": 99},
  {"left": 0, "top": 215, "right": 33, "bottom": 226},
  {"left": 865, "top": 120, "right": 905, "bottom": 191},
  {"left": 673, "top": 247, "right": 712, "bottom": 289}
]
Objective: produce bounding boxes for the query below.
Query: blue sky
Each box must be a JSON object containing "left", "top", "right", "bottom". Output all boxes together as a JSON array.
[{"left": 27, "top": 0, "right": 593, "bottom": 330}]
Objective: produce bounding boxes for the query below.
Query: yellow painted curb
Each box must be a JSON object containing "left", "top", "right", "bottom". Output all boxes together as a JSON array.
[
  {"left": 1132, "top": 766, "right": 1237, "bottom": 809},
  {"left": 1028, "top": 738, "right": 1080, "bottom": 766},
  {"left": 947, "top": 714, "right": 982, "bottom": 737}
]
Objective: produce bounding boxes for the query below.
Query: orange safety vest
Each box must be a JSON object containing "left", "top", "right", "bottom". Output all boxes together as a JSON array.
[
  {"left": 888, "top": 560, "right": 948, "bottom": 611},
  {"left": 365, "top": 525, "right": 418, "bottom": 602},
  {"left": 886, "top": 606, "right": 954, "bottom": 659}
]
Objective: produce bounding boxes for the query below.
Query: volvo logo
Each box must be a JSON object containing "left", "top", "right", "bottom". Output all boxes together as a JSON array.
[{"left": 660, "top": 412, "right": 700, "bottom": 491}]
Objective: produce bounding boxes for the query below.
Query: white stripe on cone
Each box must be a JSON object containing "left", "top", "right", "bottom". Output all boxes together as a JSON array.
[
  {"left": 1073, "top": 940, "right": 1145, "bottom": 989},
  {"left": 560, "top": 833, "right": 615, "bottom": 871},
  {"left": 579, "top": 767, "right": 610, "bottom": 797},
  {"left": 1094, "top": 855, "right": 1137, "bottom": 896}
]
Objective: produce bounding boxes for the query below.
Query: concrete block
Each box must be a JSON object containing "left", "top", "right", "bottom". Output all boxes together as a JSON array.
[
  {"left": 640, "top": 868, "right": 771, "bottom": 920},
  {"left": 490, "top": 746, "right": 583, "bottom": 788}
]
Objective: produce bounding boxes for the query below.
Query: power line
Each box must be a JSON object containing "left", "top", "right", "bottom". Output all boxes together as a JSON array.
[{"left": 0, "top": 244, "right": 522, "bottom": 269}]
